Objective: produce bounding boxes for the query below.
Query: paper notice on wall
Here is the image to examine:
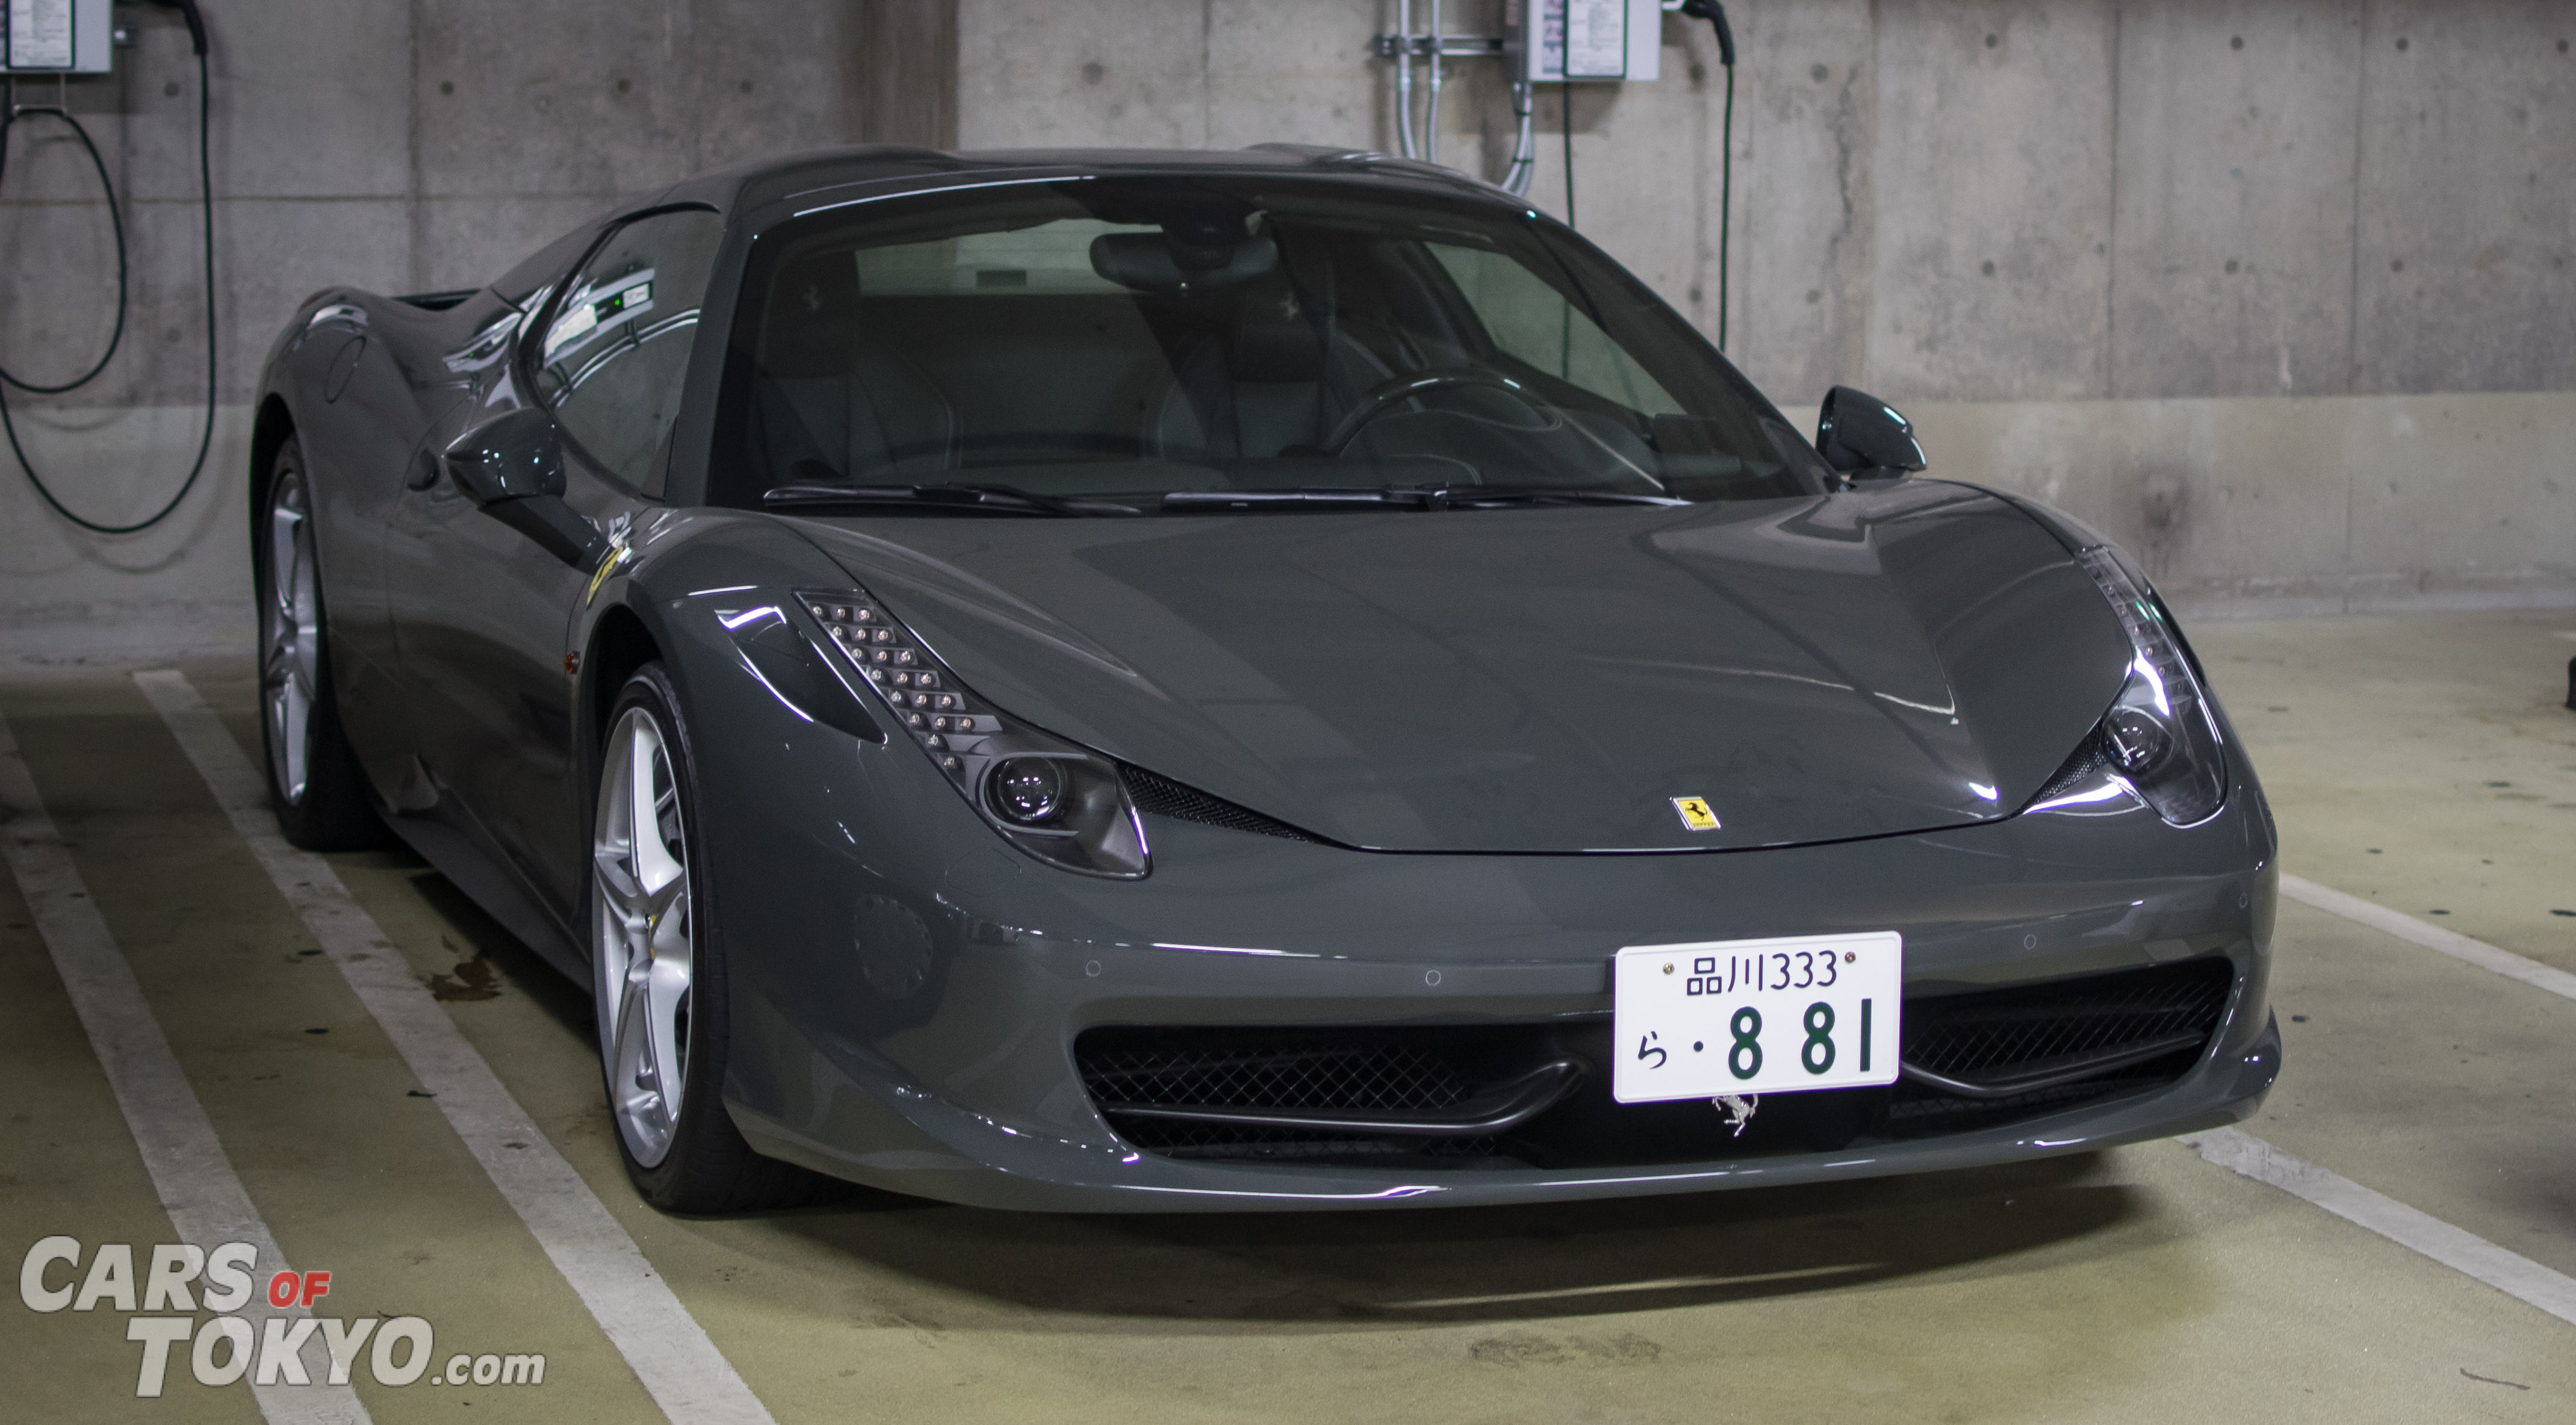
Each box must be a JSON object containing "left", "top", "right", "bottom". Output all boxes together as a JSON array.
[
  {"left": 6, "top": 0, "right": 76, "bottom": 70},
  {"left": 1562, "top": 0, "right": 1627, "bottom": 79}
]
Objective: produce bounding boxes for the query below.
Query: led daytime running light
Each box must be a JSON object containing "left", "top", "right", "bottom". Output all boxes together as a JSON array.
[{"left": 802, "top": 595, "right": 984, "bottom": 769}]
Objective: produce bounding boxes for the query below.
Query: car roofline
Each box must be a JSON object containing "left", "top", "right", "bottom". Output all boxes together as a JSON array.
[{"left": 716, "top": 143, "right": 1525, "bottom": 231}]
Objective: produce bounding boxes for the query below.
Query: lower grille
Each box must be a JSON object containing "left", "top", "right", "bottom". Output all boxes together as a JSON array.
[
  {"left": 1079, "top": 1025, "right": 1514, "bottom": 1159},
  {"left": 1883, "top": 955, "right": 2234, "bottom": 1138},
  {"left": 1901, "top": 957, "right": 2233, "bottom": 1081},
  {"left": 1077, "top": 956, "right": 2239, "bottom": 1168}
]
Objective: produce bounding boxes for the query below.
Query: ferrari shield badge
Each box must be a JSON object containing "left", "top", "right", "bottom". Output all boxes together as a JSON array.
[
  {"left": 1670, "top": 796, "right": 1720, "bottom": 831},
  {"left": 583, "top": 514, "right": 635, "bottom": 607}
]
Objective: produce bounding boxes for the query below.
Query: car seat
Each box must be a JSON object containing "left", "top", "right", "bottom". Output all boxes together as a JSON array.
[
  {"left": 1147, "top": 316, "right": 1396, "bottom": 461},
  {"left": 751, "top": 248, "right": 958, "bottom": 485}
]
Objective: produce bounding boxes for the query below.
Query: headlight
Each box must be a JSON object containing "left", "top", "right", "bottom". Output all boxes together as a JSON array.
[
  {"left": 801, "top": 591, "right": 1150, "bottom": 877},
  {"left": 990, "top": 757, "right": 1066, "bottom": 823},
  {"left": 2069, "top": 545, "right": 2228, "bottom": 827}
]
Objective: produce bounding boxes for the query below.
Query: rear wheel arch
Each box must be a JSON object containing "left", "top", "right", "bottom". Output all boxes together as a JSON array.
[
  {"left": 248, "top": 395, "right": 298, "bottom": 535},
  {"left": 253, "top": 429, "right": 381, "bottom": 849}
]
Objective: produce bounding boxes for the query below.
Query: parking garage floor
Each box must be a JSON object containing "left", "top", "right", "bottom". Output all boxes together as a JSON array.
[{"left": 4, "top": 608, "right": 2572, "bottom": 1423}]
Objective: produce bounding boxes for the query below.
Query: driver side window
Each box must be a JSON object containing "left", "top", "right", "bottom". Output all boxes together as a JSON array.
[{"left": 536, "top": 208, "right": 727, "bottom": 493}]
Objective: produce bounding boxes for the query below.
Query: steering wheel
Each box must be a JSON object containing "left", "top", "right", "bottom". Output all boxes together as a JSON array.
[{"left": 1319, "top": 367, "right": 1556, "bottom": 455}]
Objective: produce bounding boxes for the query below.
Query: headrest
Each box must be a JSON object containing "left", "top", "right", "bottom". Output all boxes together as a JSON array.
[
  {"left": 760, "top": 249, "right": 862, "bottom": 379},
  {"left": 1090, "top": 232, "right": 1278, "bottom": 294},
  {"left": 1229, "top": 317, "right": 1323, "bottom": 383}
]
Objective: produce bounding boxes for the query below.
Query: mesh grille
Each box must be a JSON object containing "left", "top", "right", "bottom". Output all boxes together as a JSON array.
[
  {"left": 1120, "top": 764, "right": 1327, "bottom": 842},
  {"left": 1140, "top": 1124, "right": 1498, "bottom": 1161},
  {"left": 2028, "top": 729, "right": 2115, "bottom": 807},
  {"left": 1078, "top": 958, "right": 2238, "bottom": 1165},
  {"left": 1081, "top": 1028, "right": 1473, "bottom": 1113},
  {"left": 1900, "top": 956, "right": 2233, "bottom": 1079},
  {"left": 1078, "top": 1025, "right": 1484, "bottom": 1155}
]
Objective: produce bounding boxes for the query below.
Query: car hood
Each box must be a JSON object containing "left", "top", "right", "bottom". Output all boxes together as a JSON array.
[{"left": 788, "top": 482, "right": 2131, "bottom": 852}]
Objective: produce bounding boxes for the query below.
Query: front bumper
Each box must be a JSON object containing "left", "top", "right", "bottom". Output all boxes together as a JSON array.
[
  {"left": 703, "top": 751, "right": 2278, "bottom": 1211},
  {"left": 734, "top": 1005, "right": 2279, "bottom": 1212}
]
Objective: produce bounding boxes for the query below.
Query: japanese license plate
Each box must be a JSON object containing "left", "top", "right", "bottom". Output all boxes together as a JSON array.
[{"left": 1611, "top": 932, "right": 1903, "bottom": 1103}]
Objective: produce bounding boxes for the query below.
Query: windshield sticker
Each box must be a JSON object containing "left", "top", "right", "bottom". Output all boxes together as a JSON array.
[{"left": 542, "top": 269, "right": 654, "bottom": 362}]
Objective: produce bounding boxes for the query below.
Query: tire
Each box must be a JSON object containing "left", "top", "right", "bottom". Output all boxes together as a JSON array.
[
  {"left": 592, "top": 663, "right": 827, "bottom": 1211},
  {"left": 256, "top": 435, "right": 384, "bottom": 851}
]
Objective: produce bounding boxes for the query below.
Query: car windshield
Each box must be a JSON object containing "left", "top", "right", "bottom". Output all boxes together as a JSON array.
[{"left": 710, "top": 175, "right": 1832, "bottom": 515}]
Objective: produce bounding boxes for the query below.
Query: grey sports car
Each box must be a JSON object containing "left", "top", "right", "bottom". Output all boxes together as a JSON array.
[{"left": 252, "top": 144, "right": 2279, "bottom": 1213}]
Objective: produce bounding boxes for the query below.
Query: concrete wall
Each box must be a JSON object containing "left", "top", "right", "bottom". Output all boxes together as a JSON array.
[
  {"left": 4, "top": 1, "right": 2570, "bottom": 657},
  {"left": 0, "top": 1, "right": 948, "bottom": 662},
  {"left": 959, "top": 1, "right": 2572, "bottom": 405},
  {"left": 1898, "top": 390, "right": 2576, "bottom": 616}
]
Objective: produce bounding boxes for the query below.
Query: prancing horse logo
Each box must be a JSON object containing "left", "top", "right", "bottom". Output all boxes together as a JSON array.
[{"left": 1670, "top": 796, "right": 1720, "bottom": 831}]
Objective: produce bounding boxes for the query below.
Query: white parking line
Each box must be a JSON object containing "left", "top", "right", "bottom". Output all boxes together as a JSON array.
[
  {"left": 2183, "top": 1128, "right": 2576, "bottom": 1328},
  {"left": 2280, "top": 874, "right": 2576, "bottom": 1002},
  {"left": 133, "top": 671, "right": 775, "bottom": 1425},
  {"left": 0, "top": 709, "right": 369, "bottom": 1423}
]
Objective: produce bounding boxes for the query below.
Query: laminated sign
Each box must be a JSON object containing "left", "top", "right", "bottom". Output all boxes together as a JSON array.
[{"left": 6, "top": 0, "right": 77, "bottom": 70}]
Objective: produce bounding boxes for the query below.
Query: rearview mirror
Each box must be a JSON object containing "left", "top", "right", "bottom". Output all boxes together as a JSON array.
[
  {"left": 444, "top": 409, "right": 608, "bottom": 570},
  {"left": 1815, "top": 386, "right": 1927, "bottom": 483}
]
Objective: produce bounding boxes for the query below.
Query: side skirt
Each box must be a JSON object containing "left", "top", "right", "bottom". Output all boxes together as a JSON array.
[{"left": 380, "top": 808, "right": 590, "bottom": 987}]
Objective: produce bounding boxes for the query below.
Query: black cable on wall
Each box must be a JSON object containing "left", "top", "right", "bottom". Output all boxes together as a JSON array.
[
  {"left": 0, "top": 6, "right": 217, "bottom": 536},
  {"left": 1560, "top": 80, "right": 1576, "bottom": 231},
  {"left": 1679, "top": 0, "right": 1737, "bottom": 353}
]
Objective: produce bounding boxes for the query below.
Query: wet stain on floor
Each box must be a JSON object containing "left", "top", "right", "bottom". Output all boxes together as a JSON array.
[{"left": 429, "top": 952, "right": 503, "bottom": 1001}]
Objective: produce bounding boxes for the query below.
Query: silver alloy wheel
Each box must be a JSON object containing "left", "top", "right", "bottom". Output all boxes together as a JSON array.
[
  {"left": 261, "top": 470, "right": 321, "bottom": 805},
  {"left": 593, "top": 705, "right": 694, "bottom": 1168}
]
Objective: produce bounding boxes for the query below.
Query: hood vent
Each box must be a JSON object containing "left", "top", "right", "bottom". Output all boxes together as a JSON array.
[
  {"left": 2026, "top": 730, "right": 2117, "bottom": 810},
  {"left": 1120, "top": 764, "right": 1328, "bottom": 844}
]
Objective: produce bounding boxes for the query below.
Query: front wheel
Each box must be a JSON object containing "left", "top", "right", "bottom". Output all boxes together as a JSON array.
[{"left": 592, "top": 663, "right": 826, "bottom": 1211}]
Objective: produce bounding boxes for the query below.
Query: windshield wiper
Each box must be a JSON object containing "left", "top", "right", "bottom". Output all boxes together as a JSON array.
[
  {"left": 1160, "top": 487, "right": 1408, "bottom": 511},
  {"left": 1161, "top": 485, "right": 1687, "bottom": 512},
  {"left": 762, "top": 483, "right": 1143, "bottom": 517},
  {"left": 1421, "top": 486, "right": 1689, "bottom": 509}
]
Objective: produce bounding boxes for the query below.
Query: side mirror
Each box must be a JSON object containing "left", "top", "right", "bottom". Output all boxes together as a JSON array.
[
  {"left": 446, "top": 407, "right": 565, "bottom": 503},
  {"left": 443, "top": 409, "right": 609, "bottom": 570},
  {"left": 1815, "top": 386, "right": 1927, "bottom": 483}
]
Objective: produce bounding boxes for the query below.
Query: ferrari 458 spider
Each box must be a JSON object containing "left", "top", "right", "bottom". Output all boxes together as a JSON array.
[{"left": 251, "top": 144, "right": 2279, "bottom": 1212}]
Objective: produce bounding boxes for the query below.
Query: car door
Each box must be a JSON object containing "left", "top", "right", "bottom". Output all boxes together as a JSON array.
[{"left": 384, "top": 205, "right": 728, "bottom": 932}]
